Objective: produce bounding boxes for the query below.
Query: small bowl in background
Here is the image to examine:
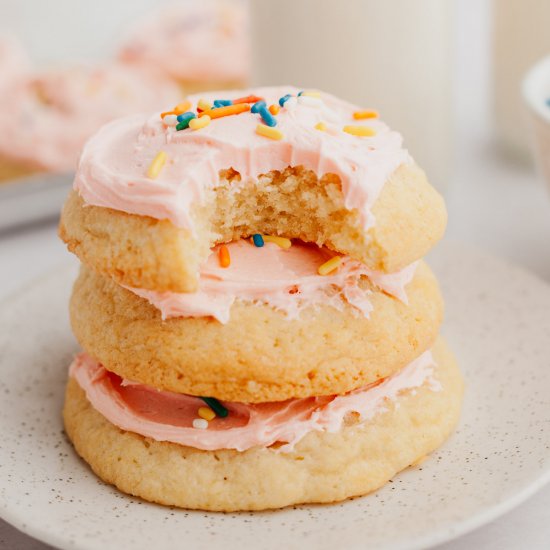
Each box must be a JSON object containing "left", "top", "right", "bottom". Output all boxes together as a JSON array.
[{"left": 523, "top": 54, "right": 550, "bottom": 191}]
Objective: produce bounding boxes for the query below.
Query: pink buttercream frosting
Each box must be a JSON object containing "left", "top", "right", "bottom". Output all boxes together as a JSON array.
[
  {"left": 73, "top": 86, "right": 411, "bottom": 230},
  {"left": 69, "top": 350, "right": 440, "bottom": 452},
  {"left": 118, "top": 0, "right": 249, "bottom": 83},
  {"left": 0, "top": 63, "right": 180, "bottom": 172},
  {"left": 128, "top": 239, "right": 417, "bottom": 323}
]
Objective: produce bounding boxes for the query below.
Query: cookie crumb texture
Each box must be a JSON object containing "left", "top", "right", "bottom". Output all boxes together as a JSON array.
[
  {"left": 59, "top": 163, "right": 446, "bottom": 292},
  {"left": 63, "top": 338, "right": 463, "bottom": 512}
]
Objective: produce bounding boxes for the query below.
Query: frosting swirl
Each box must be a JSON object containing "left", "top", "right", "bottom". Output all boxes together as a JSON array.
[
  {"left": 70, "top": 349, "right": 440, "bottom": 452},
  {"left": 128, "top": 240, "right": 417, "bottom": 323}
]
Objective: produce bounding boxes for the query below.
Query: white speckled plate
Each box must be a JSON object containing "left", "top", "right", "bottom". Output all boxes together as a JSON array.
[{"left": 0, "top": 242, "right": 550, "bottom": 550}]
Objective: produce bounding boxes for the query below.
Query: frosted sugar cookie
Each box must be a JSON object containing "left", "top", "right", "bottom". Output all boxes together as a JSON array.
[
  {"left": 69, "top": 240, "right": 443, "bottom": 402},
  {"left": 63, "top": 338, "right": 463, "bottom": 511},
  {"left": 59, "top": 87, "right": 446, "bottom": 292}
]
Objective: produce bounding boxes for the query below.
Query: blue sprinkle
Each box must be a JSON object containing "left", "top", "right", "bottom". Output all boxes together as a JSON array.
[
  {"left": 278, "top": 94, "right": 291, "bottom": 107},
  {"left": 546, "top": 98, "right": 550, "bottom": 108},
  {"left": 259, "top": 106, "right": 276, "bottom": 127},
  {"left": 251, "top": 100, "right": 276, "bottom": 126},
  {"left": 251, "top": 100, "right": 266, "bottom": 113},
  {"left": 297, "top": 91, "right": 304, "bottom": 96},
  {"left": 252, "top": 234, "right": 264, "bottom": 247},
  {"left": 177, "top": 112, "right": 196, "bottom": 123},
  {"left": 213, "top": 99, "right": 232, "bottom": 108}
]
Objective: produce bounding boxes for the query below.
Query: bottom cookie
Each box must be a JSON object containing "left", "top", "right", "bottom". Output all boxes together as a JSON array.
[{"left": 63, "top": 338, "right": 463, "bottom": 512}]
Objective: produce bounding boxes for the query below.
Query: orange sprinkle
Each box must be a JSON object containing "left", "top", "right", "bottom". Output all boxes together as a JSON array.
[
  {"left": 160, "top": 110, "right": 175, "bottom": 118},
  {"left": 174, "top": 100, "right": 192, "bottom": 115},
  {"left": 269, "top": 104, "right": 280, "bottom": 115},
  {"left": 353, "top": 110, "right": 379, "bottom": 120},
  {"left": 199, "top": 103, "right": 250, "bottom": 119},
  {"left": 233, "top": 94, "right": 264, "bottom": 104},
  {"left": 219, "top": 245, "right": 230, "bottom": 268}
]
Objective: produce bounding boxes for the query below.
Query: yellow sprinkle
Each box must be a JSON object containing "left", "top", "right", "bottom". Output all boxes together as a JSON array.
[
  {"left": 343, "top": 125, "right": 376, "bottom": 137},
  {"left": 315, "top": 121, "right": 327, "bottom": 132},
  {"left": 198, "top": 407, "right": 216, "bottom": 421},
  {"left": 146, "top": 151, "right": 167, "bottom": 179},
  {"left": 318, "top": 256, "right": 342, "bottom": 276},
  {"left": 256, "top": 124, "right": 284, "bottom": 140},
  {"left": 302, "top": 91, "right": 321, "bottom": 98},
  {"left": 173, "top": 100, "right": 192, "bottom": 115},
  {"left": 353, "top": 110, "right": 379, "bottom": 120},
  {"left": 263, "top": 235, "right": 292, "bottom": 249},
  {"left": 198, "top": 98, "right": 212, "bottom": 111},
  {"left": 189, "top": 115, "right": 211, "bottom": 131}
]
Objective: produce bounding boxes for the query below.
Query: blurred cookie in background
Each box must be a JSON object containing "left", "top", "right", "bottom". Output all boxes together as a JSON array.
[
  {"left": 118, "top": 0, "right": 250, "bottom": 93},
  {"left": 0, "top": 61, "right": 180, "bottom": 182}
]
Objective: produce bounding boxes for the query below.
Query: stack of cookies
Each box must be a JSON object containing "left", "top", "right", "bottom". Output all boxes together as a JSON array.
[{"left": 59, "top": 86, "right": 463, "bottom": 512}]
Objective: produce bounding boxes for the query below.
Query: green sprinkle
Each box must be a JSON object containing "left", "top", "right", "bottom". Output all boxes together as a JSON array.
[
  {"left": 176, "top": 112, "right": 196, "bottom": 131},
  {"left": 201, "top": 397, "right": 228, "bottom": 418}
]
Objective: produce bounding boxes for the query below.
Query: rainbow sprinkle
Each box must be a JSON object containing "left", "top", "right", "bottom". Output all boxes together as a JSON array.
[
  {"left": 233, "top": 94, "right": 264, "bottom": 104},
  {"left": 278, "top": 94, "right": 292, "bottom": 107},
  {"left": 318, "top": 256, "right": 342, "bottom": 276},
  {"left": 263, "top": 235, "right": 292, "bottom": 249},
  {"left": 252, "top": 100, "right": 277, "bottom": 127},
  {"left": 162, "top": 114, "right": 178, "bottom": 127},
  {"left": 218, "top": 244, "right": 230, "bottom": 268},
  {"left": 173, "top": 101, "right": 192, "bottom": 115},
  {"left": 343, "top": 125, "right": 376, "bottom": 137},
  {"left": 198, "top": 407, "right": 216, "bottom": 421},
  {"left": 199, "top": 103, "right": 250, "bottom": 119},
  {"left": 256, "top": 124, "right": 284, "bottom": 140},
  {"left": 176, "top": 112, "right": 196, "bottom": 130},
  {"left": 353, "top": 110, "right": 379, "bottom": 120},
  {"left": 213, "top": 99, "right": 232, "bottom": 108},
  {"left": 252, "top": 234, "right": 264, "bottom": 247},
  {"left": 189, "top": 115, "right": 211, "bottom": 131},
  {"left": 201, "top": 397, "right": 228, "bottom": 418},
  {"left": 159, "top": 88, "right": 348, "bottom": 141},
  {"left": 146, "top": 151, "right": 167, "bottom": 179},
  {"left": 197, "top": 98, "right": 212, "bottom": 111}
]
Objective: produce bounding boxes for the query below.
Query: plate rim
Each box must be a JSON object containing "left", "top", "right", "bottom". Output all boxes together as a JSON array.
[{"left": 1, "top": 242, "right": 550, "bottom": 550}]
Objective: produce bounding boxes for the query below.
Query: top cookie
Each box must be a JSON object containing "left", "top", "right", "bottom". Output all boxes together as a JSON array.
[{"left": 59, "top": 86, "right": 446, "bottom": 292}]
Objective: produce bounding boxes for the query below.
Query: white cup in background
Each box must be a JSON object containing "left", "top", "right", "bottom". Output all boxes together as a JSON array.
[
  {"left": 523, "top": 55, "right": 550, "bottom": 195},
  {"left": 250, "top": 0, "right": 453, "bottom": 190},
  {"left": 493, "top": 0, "right": 550, "bottom": 161}
]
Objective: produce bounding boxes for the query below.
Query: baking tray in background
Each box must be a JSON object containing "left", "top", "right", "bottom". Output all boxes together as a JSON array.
[{"left": 0, "top": 173, "right": 73, "bottom": 232}]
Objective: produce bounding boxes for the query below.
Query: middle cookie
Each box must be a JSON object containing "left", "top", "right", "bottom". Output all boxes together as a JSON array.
[{"left": 70, "top": 240, "right": 443, "bottom": 403}]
